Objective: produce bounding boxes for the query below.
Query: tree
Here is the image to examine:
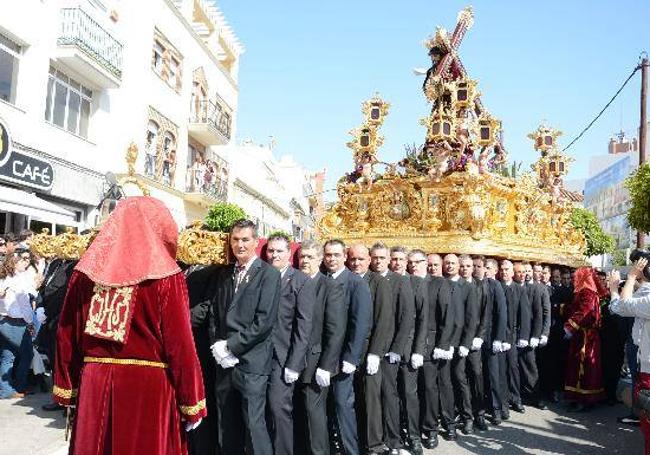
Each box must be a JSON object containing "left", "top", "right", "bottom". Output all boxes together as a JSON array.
[
  {"left": 205, "top": 202, "right": 246, "bottom": 232},
  {"left": 625, "top": 162, "right": 650, "bottom": 234},
  {"left": 570, "top": 207, "right": 615, "bottom": 257}
]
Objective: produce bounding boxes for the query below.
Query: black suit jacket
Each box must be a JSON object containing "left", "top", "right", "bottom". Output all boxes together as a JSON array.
[
  {"left": 539, "top": 283, "right": 552, "bottom": 337},
  {"left": 410, "top": 275, "right": 430, "bottom": 357},
  {"left": 484, "top": 277, "right": 507, "bottom": 343},
  {"left": 334, "top": 268, "right": 372, "bottom": 367},
  {"left": 501, "top": 281, "right": 532, "bottom": 343},
  {"left": 448, "top": 278, "right": 479, "bottom": 349},
  {"left": 384, "top": 271, "right": 415, "bottom": 358},
  {"left": 362, "top": 271, "right": 393, "bottom": 359},
  {"left": 273, "top": 267, "right": 314, "bottom": 372},
  {"left": 301, "top": 273, "right": 346, "bottom": 382},
  {"left": 524, "top": 282, "right": 544, "bottom": 339},
  {"left": 191, "top": 258, "right": 281, "bottom": 375},
  {"left": 424, "top": 276, "right": 455, "bottom": 356}
]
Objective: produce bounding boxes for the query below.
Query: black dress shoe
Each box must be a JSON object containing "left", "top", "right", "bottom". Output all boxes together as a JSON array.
[
  {"left": 475, "top": 416, "right": 489, "bottom": 431},
  {"left": 502, "top": 409, "right": 511, "bottom": 420},
  {"left": 388, "top": 450, "right": 399, "bottom": 455},
  {"left": 462, "top": 420, "right": 474, "bottom": 435},
  {"left": 42, "top": 402, "right": 64, "bottom": 411},
  {"left": 422, "top": 432, "right": 439, "bottom": 449},
  {"left": 535, "top": 401, "right": 548, "bottom": 410},
  {"left": 444, "top": 427, "right": 458, "bottom": 441},
  {"left": 512, "top": 403, "right": 526, "bottom": 413},
  {"left": 410, "top": 439, "right": 424, "bottom": 455},
  {"left": 550, "top": 391, "right": 560, "bottom": 403}
]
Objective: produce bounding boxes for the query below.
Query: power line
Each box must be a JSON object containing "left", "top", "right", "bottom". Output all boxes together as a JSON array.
[{"left": 562, "top": 64, "right": 641, "bottom": 152}]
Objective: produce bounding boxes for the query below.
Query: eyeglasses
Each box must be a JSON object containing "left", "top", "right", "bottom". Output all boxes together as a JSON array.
[{"left": 17, "top": 255, "right": 30, "bottom": 261}]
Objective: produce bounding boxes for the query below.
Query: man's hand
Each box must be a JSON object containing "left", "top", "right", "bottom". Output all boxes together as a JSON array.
[
  {"left": 516, "top": 339, "right": 529, "bottom": 349},
  {"left": 315, "top": 368, "right": 331, "bottom": 387},
  {"left": 410, "top": 353, "right": 424, "bottom": 369},
  {"left": 539, "top": 335, "right": 548, "bottom": 346},
  {"left": 366, "top": 354, "right": 380, "bottom": 375},
  {"left": 432, "top": 348, "right": 445, "bottom": 360},
  {"left": 284, "top": 368, "right": 299, "bottom": 384},
  {"left": 492, "top": 341, "right": 503, "bottom": 353},
  {"left": 458, "top": 346, "right": 469, "bottom": 358},
  {"left": 210, "top": 340, "right": 230, "bottom": 363},
  {"left": 629, "top": 258, "right": 649, "bottom": 280},
  {"left": 471, "top": 338, "right": 484, "bottom": 351},
  {"left": 35, "top": 307, "right": 46, "bottom": 324},
  {"left": 341, "top": 361, "right": 356, "bottom": 375},
  {"left": 529, "top": 337, "right": 540, "bottom": 349},
  {"left": 609, "top": 269, "right": 621, "bottom": 293},
  {"left": 185, "top": 418, "right": 202, "bottom": 432},
  {"left": 386, "top": 352, "right": 401, "bottom": 364},
  {"left": 501, "top": 342, "right": 511, "bottom": 352}
]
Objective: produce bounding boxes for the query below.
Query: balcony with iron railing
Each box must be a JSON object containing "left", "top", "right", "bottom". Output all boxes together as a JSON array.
[
  {"left": 188, "top": 99, "right": 232, "bottom": 146},
  {"left": 56, "top": 7, "right": 123, "bottom": 88}
]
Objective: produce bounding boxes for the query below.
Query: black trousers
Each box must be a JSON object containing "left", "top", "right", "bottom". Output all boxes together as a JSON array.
[
  {"left": 482, "top": 345, "right": 504, "bottom": 415},
  {"left": 300, "top": 382, "right": 331, "bottom": 455},
  {"left": 466, "top": 349, "right": 485, "bottom": 418},
  {"left": 215, "top": 367, "right": 272, "bottom": 455},
  {"left": 422, "top": 358, "right": 455, "bottom": 434},
  {"left": 541, "top": 323, "right": 568, "bottom": 395},
  {"left": 382, "top": 360, "right": 402, "bottom": 449},
  {"left": 518, "top": 346, "right": 539, "bottom": 402},
  {"left": 506, "top": 345, "right": 522, "bottom": 406},
  {"left": 601, "top": 317, "right": 626, "bottom": 401},
  {"left": 399, "top": 362, "right": 421, "bottom": 444},
  {"left": 332, "top": 372, "right": 360, "bottom": 455},
  {"left": 452, "top": 355, "right": 472, "bottom": 422},
  {"left": 268, "top": 359, "right": 297, "bottom": 455},
  {"left": 359, "top": 366, "right": 383, "bottom": 452}
]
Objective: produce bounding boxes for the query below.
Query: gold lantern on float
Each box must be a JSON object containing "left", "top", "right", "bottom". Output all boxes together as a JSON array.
[
  {"left": 425, "top": 106, "right": 455, "bottom": 142},
  {"left": 476, "top": 112, "right": 501, "bottom": 147},
  {"left": 362, "top": 93, "right": 390, "bottom": 127},
  {"left": 527, "top": 123, "right": 563, "bottom": 155},
  {"left": 452, "top": 78, "right": 478, "bottom": 111},
  {"left": 545, "top": 150, "right": 573, "bottom": 178}
]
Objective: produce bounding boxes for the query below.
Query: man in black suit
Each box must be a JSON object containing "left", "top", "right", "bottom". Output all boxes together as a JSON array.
[
  {"left": 266, "top": 234, "right": 314, "bottom": 455},
  {"left": 37, "top": 259, "right": 77, "bottom": 412},
  {"left": 480, "top": 258, "right": 508, "bottom": 425},
  {"left": 369, "top": 243, "right": 415, "bottom": 455},
  {"left": 347, "top": 244, "right": 393, "bottom": 455},
  {"left": 325, "top": 239, "right": 372, "bottom": 455},
  {"left": 499, "top": 260, "right": 531, "bottom": 418},
  {"left": 297, "top": 240, "right": 346, "bottom": 455},
  {"left": 420, "top": 253, "right": 456, "bottom": 447},
  {"left": 515, "top": 262, "right": 545, "bottom": 410},
  {"left": 198, "top": 219, "right": 281, "bottom": 455}
]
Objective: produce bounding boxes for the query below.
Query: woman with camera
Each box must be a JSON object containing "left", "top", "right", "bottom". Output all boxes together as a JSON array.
[{"left": 610, "top": 252, "right": 650, "bottom": 455}]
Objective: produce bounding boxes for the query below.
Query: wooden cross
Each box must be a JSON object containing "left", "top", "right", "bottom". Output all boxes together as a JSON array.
[{"left": 432, "top": 6, "right": 474, "bottom": 80}]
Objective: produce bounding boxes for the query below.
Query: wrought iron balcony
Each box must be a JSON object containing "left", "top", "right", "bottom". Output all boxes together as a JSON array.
[
  {"left": 189, "top": 99, "right": 232, "bottom": 145},
  {"left": 57, "top": 8, "right": 123, "bottom": 86}
]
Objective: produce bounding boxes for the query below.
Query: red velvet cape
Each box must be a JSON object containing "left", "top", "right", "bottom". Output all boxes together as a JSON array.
[{"left": 54, "top": 271, "right": 206, "bottom": 455}]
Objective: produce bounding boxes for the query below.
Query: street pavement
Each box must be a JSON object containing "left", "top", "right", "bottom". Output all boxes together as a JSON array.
[{"left": 0, "top": 391, "right": 643, "bottom": 454}]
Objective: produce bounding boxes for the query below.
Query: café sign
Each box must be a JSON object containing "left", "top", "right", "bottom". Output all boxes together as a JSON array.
[{"left": 0, "top": 118, "right": 54, "bottom": 190}]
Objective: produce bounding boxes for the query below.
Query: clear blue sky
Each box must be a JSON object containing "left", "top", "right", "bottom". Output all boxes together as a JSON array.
[{"left": 219, "top": 0, "right": 649, "bottom": 197}]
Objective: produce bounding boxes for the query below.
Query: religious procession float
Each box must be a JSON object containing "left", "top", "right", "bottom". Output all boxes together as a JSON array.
[{"left": 30, "top": 6, "right": 587, "bottom": 268}]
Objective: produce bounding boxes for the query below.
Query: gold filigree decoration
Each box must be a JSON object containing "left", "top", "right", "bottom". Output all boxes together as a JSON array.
[
  {"left": 119, "top": 143, "right": 151, "bottom": 196},
  {"left": 83, "top": 356, "right": 168, "bottom": 369},
  {"left": 179, "top": 399, "right": 207, "bottom": 416},
  {"left": 30, "top": 229, "right": 56, "bottom": 259},
  {"left": 53, "top": 385, "right": 78, "bottom": 400},
  {"left": 177, "top": 221, "right": 229, "bottom": 265},
  {"left": 84, "top": 284, "right": 134, "bottom": 343}
]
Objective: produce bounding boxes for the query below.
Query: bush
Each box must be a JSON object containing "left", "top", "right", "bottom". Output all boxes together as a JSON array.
[
  {"left": 205, "top": 202, "right": 246, "bottom": 232},
  {"left": 570, "top": 207, "right": 615, "bottom": 257},
  {"left": 266, "top": 230, "right": 293, "bottom": 241}
]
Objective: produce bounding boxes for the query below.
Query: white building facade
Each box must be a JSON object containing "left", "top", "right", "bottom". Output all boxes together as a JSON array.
[{"left": 0, "top": 0, "right": 242, "bottom": 232}]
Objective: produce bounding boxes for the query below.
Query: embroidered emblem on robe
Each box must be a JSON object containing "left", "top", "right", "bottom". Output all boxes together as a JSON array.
[{"left": 84, "top": 284, "right": 136, "bottom": 343}]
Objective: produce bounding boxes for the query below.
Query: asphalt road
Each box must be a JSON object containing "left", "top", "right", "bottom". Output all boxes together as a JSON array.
[{"left": 0, "top": 392, "right": 643, "bottom": 454}]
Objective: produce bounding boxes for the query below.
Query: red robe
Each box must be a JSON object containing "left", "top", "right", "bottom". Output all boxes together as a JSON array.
[
  {"left": 564, "top": 288, "right": 605, "bottom": 404},
  {"left": 54, "top": 271, "right": 207, "bottom": 455}
]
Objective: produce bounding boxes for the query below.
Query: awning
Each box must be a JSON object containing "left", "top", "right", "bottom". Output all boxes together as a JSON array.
[{"left": 0, "top": 186, "right": 77, "bottom": 225}]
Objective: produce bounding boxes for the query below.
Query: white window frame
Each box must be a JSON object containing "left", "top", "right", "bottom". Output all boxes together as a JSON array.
[
  {"left": 0, "top": 32, "right": 22, "bottom": 104},
  {"left": 44, "top": 66, "right": 93, "bottom": 138}
]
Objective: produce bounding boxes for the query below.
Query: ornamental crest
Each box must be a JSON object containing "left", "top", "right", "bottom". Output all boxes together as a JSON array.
[{"left": 84, "top": 284, "right": 136, "bottom": 344}]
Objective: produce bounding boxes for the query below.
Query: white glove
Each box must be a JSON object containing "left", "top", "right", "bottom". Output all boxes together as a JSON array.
[
  {"left": 501, "top": 342, "right": 511, "bottom": 352},
  {"left": 315, "top": 368, "right": 331, "bottom": 387},
  {"left": 35, "top": 307, "right": 46, "bottom": 324},
  {"left": 447, "top": 347, "right": 455, "bottom": 359},
  {"left": 210, "top": 340, "right": 230, "bottom": 362},
  {"left": 529, "top": 337, "right": 540, "bottom": 349},
  {"left": 341, "top": 361, "right": 357, "bottom": 374},
  {"left": 366, "top": 354, "right": 380, "bottom": 375},
  {"left": 458, "top": 346, "right": 469, "bottom": 357},
  {"left": 563, "top": 327, "right": 572, "bottom": 340},
  {"left": 218, "top": 354, "right": 239, "bottom": 369},
  {"left": 284, "top": 368, "right": 299, "bottom": 384},
  {"left": 386, "top": 352, "right": 401, "bottom": 364},
  {"left": 539, "top": 335, "right": 548, "bottom": 346},
  {"left": 471, "top": 337, "right": 484, "bottom": 351},
  {"left": 432, "top": 348, "right": 446, "bottom": 360},
  {"left": 410, "top": 353, "right": 424, "bottom": 369},
  {"left": 517, "top": 339, "right": 529, "bottom": 348},
  {"left": 185, "top": 418, "right": 202, "bottom": 432}
]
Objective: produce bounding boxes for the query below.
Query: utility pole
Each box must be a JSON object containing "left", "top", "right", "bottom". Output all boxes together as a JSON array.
[{"left": 638, "top": 56, "right": 648, "bottom": 249}]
